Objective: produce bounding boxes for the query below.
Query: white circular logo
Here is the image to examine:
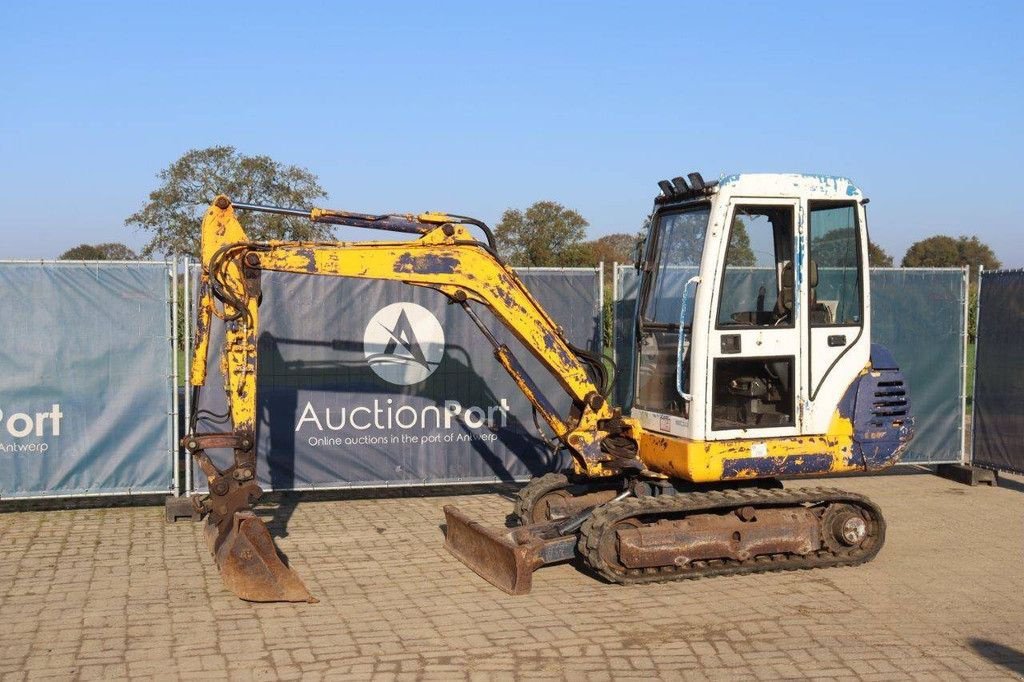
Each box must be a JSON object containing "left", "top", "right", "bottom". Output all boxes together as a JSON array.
[{"left": 363, "top": 302, "right": 445, "bottom": 385}]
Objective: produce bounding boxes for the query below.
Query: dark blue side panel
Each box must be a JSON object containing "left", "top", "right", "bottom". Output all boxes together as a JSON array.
[
  {"left": 838, "top": 346, "right": 916, "bottom": 470},
  {"left": 722, "top": 454, "right": 835, "bottom": 479}
]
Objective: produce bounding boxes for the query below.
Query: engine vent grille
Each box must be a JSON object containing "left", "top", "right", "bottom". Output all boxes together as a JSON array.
[{"left": 871, "top": 380, "right": 908, "bottom": 425}]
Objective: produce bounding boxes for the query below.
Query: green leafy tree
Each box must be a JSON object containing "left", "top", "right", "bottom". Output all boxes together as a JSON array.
[
  {"left": 902, "top": 235, "right": 958, "bottom": 267},
  {"left": 725, "top": 219, "right": 756, "bottom": 266},
  {"left": 580, "top": 233, "right": 635, "bottom": 266},
  {"left": 631, "top": 213, "right": 654, "bottom": 265},
  {"left": 639, "top": 212, "right": 653, "bottom": 236},
  {"left": 126, "top": 146, "right": 329, "bottom": 258},
  {"left": 573, "top": 233, "right": 636, "bottom": 282},
  {"left": 571, "top": 232, "right": 638, "bottom": 345},
  {"left": 902, "top": 235, "right": 1001, "bottom": 278},
  {"left": 902, "top": 234, "right": 999, "bottom": 341},
  {"left": 868, "top": 241, "right": 894, "bottom": 267},
  {"left": 495, "top": 201, "right": 588, "bottom": 266},
  {"left": 59, "top": 242, "right": 138, "bottom": 260}
]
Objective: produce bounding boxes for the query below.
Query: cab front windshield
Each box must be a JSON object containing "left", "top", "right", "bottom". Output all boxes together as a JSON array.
[
  {"left": 641, "top": 206, "right": 711, "bottom": 325},
  {"left": 635, "top": 205, "right": 710, "bottom": 416}
]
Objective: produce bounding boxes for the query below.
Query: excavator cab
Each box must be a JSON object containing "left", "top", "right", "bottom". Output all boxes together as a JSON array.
[
  {"left": 632, "top": 174, "right": 887, "bottom": 476},
  {"left": 185, "top": 174, "right": 915, "bottom": 602}
]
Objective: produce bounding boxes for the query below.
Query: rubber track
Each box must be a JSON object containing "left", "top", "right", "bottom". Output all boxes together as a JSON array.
[
  {"left": 578, "top": 486, "right": 885, "bottom": 585},
  {"left": 513, "top": 473, "right": 569, "bottom": 525}
]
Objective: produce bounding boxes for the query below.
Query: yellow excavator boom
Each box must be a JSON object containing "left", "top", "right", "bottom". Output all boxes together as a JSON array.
[{"left": 185, "top": 196, "right": 643, "bottom": 600}]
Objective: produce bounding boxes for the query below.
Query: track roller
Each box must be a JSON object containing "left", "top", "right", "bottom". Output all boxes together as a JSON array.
[{"left": 578, "top": 486, "right": 885, "bottom": 585}]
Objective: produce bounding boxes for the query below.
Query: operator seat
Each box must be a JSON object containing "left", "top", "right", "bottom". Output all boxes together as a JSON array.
[
  {"left": 773, "top": 262, "right": 795, "bottom": 323},
  {"left": 808, "top": 261, "right": 832, "bottom": 324},
  {"left": 774, "top": 261, "right": 832, "bottom": 325}
]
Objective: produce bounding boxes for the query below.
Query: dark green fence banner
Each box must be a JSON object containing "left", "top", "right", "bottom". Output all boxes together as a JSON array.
[
  {"left": 614, "top": 266, "right": 966, "bottom": 465},
  {"left": 972, "top": 270, "right": 1024, "bottom": 475},
  {"left": 191, "top": 268, "right": 601, "bottom": 492},
  {"left": 0, "top": 262, "right": 173, "bottom": 498}
]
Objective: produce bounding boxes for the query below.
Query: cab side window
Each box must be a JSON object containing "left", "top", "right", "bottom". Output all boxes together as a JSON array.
[
  {"left": 716, "top": 205, "right": 795, "bottom": 328},
  {"left": 808, "top": 202, "right": 862, "bottom": 326}
]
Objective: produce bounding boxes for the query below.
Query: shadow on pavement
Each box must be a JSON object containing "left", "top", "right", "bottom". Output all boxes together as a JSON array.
[
  {"left": 969, "top": 639, "right": 1024, "bottom": 675},
  {"left": 994, "top": 474, "right": 1024, "bottom": 494}
]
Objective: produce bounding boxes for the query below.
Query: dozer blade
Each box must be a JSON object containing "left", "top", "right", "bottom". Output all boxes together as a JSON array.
[
  {"left": 206, "top": 510, "right": 316, "bottom": 603},
  {"left": 443, "top": 505, "right": 575, "bottom": 595}
]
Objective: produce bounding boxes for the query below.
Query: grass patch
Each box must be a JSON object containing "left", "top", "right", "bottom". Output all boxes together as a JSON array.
[{"left": 176, "top": 349, "right": 187, "bottom": 387}]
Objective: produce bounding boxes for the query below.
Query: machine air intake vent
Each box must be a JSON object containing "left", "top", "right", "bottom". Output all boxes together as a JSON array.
[{"left": 871, "top": 380, "right": 908, "bottom": 426}]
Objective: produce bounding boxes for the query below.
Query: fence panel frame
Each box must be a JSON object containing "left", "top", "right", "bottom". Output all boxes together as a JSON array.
[
  {"left": 969, "top": 265, "right": 983, "bottom": 462},
  {"left": 970, "top": 266, "right": 1024, "bottom": 474},
  {"left": 0, "top": 259, "right": 177, "bottom": 500}
]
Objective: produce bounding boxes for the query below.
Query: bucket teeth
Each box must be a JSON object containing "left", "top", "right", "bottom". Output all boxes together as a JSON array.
[{"left": 207, "top": 510, "right": 316, "bottom": 603}]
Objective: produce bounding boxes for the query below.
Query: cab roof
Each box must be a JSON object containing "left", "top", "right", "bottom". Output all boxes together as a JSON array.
[
  {"left": 717, "top": 173, "right": 863, "bottom": 200},
  {"left": 656, "top": 172, "right": 864, "bottom": 206}
]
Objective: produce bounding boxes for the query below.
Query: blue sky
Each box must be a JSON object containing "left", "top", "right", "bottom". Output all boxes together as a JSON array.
[{"left": 1, "top": 1, "right": 1021, "bottom": 265}]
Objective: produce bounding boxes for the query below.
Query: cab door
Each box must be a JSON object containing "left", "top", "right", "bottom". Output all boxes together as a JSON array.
[
  {"left": 803, "top": 200, "right": 870, "bottom": 433},
  {"left": 705, "top": 198, "right": 802, "bottom": 440}
]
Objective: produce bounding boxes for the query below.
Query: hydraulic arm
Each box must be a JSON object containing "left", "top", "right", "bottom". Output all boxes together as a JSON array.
[{"left": 185, "top": 196, "right": 642, "bottom": 601}]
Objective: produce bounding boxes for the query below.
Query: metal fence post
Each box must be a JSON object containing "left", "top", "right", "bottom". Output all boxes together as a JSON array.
[
  {"left": 970, "top": 265, "right": 984, "bottom": 462},
  {"left": 171, "top": 256, "right": 180, "bottom": 495},
  {"left": 165, "top": 259, "right": 175, "bottom": 496},
  {"left": 183, "top": 257, "right": 191, "bottom": 495},
  {"left": 960, "top": 265, "right": 969, "bottom": 464},
  {"left": 185, "top": 261, "right": 195, "bottom": 496},
  {"left": 611, "top": 263, "right": 619, "bottom": 364}
]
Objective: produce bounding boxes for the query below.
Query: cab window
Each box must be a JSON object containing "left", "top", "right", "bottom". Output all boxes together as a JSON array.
[
  {"left": 716, "top": 205, "right": 795, "bottom": 328},
  {"left": 642, "top": 206, "right": 710, "bottom": 324},
  {"left": 808, "top": 202, "right": 862, "bottom": 326},
  {"left": 635, "top": 205, "right": 710, "bottom": 417}
]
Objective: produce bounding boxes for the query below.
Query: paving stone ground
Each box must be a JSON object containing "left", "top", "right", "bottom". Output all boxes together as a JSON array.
[{"left": 1, "top": 471, "right": 1022, "bottom": 681}]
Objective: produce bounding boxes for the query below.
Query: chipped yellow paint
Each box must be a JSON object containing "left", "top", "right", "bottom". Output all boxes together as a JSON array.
[
  {"left": 190, "top": 196, "right": 644, "bottom": 476},
  {"left": 222, "top": 294, "right": 260, "bottom": 432},
  {"left": 638, "top": 411, "right": 861, "bottom": 483},
  {"left": 188, "top": 275, "right": 213, "bottom": 386},
  {"left": 416, "top": 212, "right": 460, "bottom": 224},
  {"left": 190, "top": 196, "right": 249, "bottom": 389},
  {"left": 564, "top": 404, "right": 650, "bottom": 479},
  {"left": 188, "top": 197, "right": 262, "bottom": 431},
  {"left": 200, "top": 196, "right": 248, "bottom": 265}
]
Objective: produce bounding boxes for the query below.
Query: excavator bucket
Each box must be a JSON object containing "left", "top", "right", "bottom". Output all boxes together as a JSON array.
[
  {"left": 205, "top": 511, "right": 316, "bottom": 603},
  {"left": 443, "top": 505, "right": 576, "bottom": 595}
]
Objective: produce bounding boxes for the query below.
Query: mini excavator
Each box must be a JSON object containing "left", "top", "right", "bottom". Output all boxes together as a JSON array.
[{"left": 184, "top": 173, "right": 914, "bottom": 601}]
